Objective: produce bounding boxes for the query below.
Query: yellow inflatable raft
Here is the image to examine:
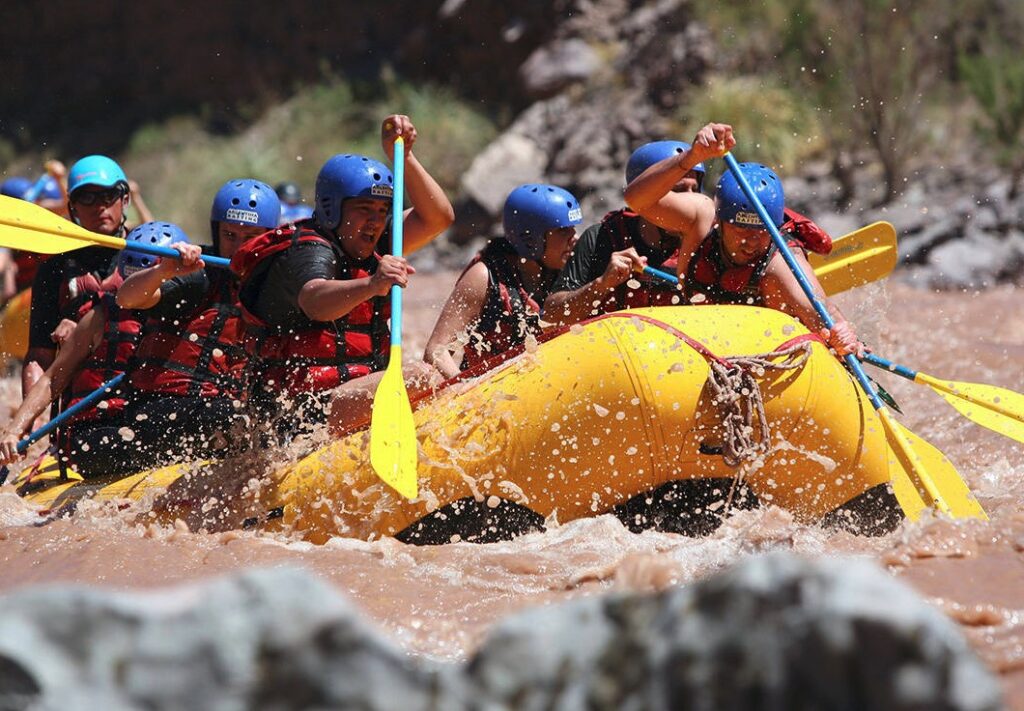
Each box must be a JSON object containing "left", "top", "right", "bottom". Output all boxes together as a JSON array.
[
  {"left": 12, "top": 306, "right": 905, "bottom": 542},
  {"left": 0, "top": 288, "right": 31, "bottom": 361}
]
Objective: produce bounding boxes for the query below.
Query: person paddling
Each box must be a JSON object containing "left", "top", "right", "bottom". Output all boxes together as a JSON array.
[
  {"left": 623, "top": 123, "right": 862, "bottom": 356},
  {"left": 0, "top": 227, "right": 155, "bottom": 477},
  {"left": 232, "top": 115, "right": 454, "bottom": 439},
  {"left": 543, "top": 141, "right": 703, "bottom": 325},
  {"left": 115, "top": 182, "right": 279, "bottom": 464},
  {"left": 425, "top": 184, "right": 582, "bottom": 378},
  {"left": 23, "top": 156, "right": 131, "bottom": 395}
]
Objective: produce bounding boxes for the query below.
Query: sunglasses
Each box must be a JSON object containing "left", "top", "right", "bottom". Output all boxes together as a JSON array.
[{"left": 71, "top": 186, "right": 125, "bottom": 206}]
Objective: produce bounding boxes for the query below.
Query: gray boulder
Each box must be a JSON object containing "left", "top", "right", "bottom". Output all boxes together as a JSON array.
[
  {"left": 469, "top": 553, "right": 1004, "bottom": 710},
  {"left": 0, "top": 554, "right": 1003, "bottom": 710}
]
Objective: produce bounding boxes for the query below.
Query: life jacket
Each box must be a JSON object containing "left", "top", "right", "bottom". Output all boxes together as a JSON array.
[
  {"left": 57, "top": 250, "right": 120, "bottom": 322},
  {"left": 461, "top": 239, "right": 548, "bottom": 371},
  {"left": 780, "top": 207, "right": 832, "bottom": 255},
  {"left": 65, "top": 292, "right": 143, "bottom": 425},
  {"left": 684, "top": 209, "right": 832, "bottom": 306},
  {"left": 685, "top": 227, "right": 785, "bottom": 306},
  {"left": 601, "top": 209, "right": 683, "bottom": 312},
  {"left": 232, "top": 224, "right": 391, "bottom": 395},
  {"left": 129, "top": 269, "right": 247, "bottom": 399},
  {"left": 13, "top": 252, "right": 46, "bottom": 292}
]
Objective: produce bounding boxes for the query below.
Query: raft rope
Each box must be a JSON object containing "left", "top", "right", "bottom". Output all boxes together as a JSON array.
[
  {"left": 709, "top": 341, "right": 814, "bottom": 512},
  {"left": 709, "top": 341, "right": 814, "bottom": 468}
]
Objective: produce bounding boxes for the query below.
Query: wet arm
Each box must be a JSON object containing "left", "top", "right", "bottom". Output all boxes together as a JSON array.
[
  {"left": 423, "top": 262, "right": 488, "bottom": 379},
  {"left": 402, "top": 152, "right": 455, "bottom": 253}
]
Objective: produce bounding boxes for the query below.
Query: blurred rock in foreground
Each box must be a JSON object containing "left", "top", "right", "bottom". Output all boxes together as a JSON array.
[{"left": 0, "top": 553, "right": 1003, "bottom": 710}]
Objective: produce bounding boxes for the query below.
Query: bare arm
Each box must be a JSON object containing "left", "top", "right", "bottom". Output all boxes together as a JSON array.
[
  {"left": 423, "top": 261, "right": 489, "bottom": 379},
  {"left": 0, "top": 310, "right": 102, "bottom": 463},
  {"left": 116, "top": 243, "right": 203, "bottom": 309},
  {"left": 381, "top": 115, "right": 455, "bottom": 254},
  {"left": 760, "top": 252, "right": 862, "bottom": 355},
  {"left": 298, "top": 254, "right": 413, "bottom": 322},
  {"left": 128, "top": 180, "right": 155, "bottom": 225}
]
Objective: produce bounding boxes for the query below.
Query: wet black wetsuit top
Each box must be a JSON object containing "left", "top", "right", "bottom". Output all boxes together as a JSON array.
[
  {"left": 550, "top": 215, "right": 677, "bottom": 294},
  {"left": 28, "top": 246, "right": 117, "bottom": 349}
]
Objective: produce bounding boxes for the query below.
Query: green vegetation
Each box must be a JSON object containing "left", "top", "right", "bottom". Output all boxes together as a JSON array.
[
  {"left": 121, "top": 76, "right": 497, "bottom": 240},
  {"left": 958, "top": 11, "right": 1024, "bottom": 199},
  {"left": 672, "top": 75, "right": 825, "bottom": 185},
  {"left": 691, "top": 0, "right": 1019, "bottom": 204}
]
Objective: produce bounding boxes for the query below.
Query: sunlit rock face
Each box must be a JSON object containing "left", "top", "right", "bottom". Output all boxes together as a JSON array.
[{"left": 0, "top": 554, "right": 1001, "bottom": 710}]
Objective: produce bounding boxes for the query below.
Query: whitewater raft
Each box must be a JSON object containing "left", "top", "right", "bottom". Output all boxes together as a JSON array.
[
  {"left": 11, "top": 306, "right": 904, "bottom": 542},
  {"left": 0, "top": 288, "right": 30, "bottom": 361}
]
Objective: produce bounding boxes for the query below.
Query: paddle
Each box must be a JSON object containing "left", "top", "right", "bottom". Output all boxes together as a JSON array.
[
  {"left": 0, "top": 373, "right": 126, "bottom": 486},
  {"left": 0, "top": 195, "right": 231, "bottom": 268},
  {"left": 369, "top": 137, "right": 418, "bottom": 500},
  {"left": 863, "top": 353, "right": 1024, "bottom": 445},
  {"left": 722, "top": 152, "right": 986, "bottom": 521},
  {"left": 642, "top": 221, "right": 898, "bottom": 296}
]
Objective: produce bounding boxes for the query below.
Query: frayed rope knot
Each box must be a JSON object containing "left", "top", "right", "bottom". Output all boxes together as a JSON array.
[{"left": 707, "top": 342, "right": 814, "bottom": 469}]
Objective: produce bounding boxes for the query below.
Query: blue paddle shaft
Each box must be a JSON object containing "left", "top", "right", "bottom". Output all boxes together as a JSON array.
[
  {"left": 130, "top": 242, "right": 231, "bottom": 269},
  {"left": 862, "top": 352, "right": 918, "bottom": 380},
  {"left": 722, "top": 153, "right": 885, "bottom": 410},
  {"left": 16, "top": 373, "right": 126, "bottom": 454},
  {"left": 644, "top": 265, "right": 679, "bottom": 285},
  {"left": 390, "top": 139, "right": 405, "bottom": 347}
]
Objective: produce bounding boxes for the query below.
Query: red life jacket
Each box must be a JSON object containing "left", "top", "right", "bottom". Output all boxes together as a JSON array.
[
  {"left": 460, "top": 239, "right": 548, "bottom": 371},
  {"left": 56, "top": 250, "right": 120, "bottom": 322},
  {"left": 66, "top": 292, "right": 143, "bottom": 425},
  {"left": 685, "top": 228, "right": 785, "bottom": 306},
  {"left": 780, "top": 207, "right": 832, "bottom": 255},
  {"left": 684, "top": 210, "right": 832, "bottom": 306},
  {"left": 13, "top": 252, "right": 46, "bottom": 292},
  {"left": 129, "top": 269, "right": 247, "bottom": 399},
  {"left": 600, "top": 209, "right": 683, "bottom": 312},
  {"left": 231, "top": 225, "right": 391, "bottom": 395}
]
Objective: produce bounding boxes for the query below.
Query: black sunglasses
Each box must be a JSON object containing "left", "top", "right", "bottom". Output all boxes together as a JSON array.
[{"left": 71, "top": 186, "right": 125, "bottom": 206}]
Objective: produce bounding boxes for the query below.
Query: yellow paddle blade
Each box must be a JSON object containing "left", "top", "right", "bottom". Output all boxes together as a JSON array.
[
  {"left": 917, "top": 373, "right": 1024, "bottom": 445},
  {"left": 369, "top": 346, "right": 418, "bottom": 500},
  {"left": 879, "top": 409, "right": 987, "bottom": 520},
  {"left": 809, "top": 221, "right": 897, "bottom": 296},
  {"left": 0, "top": 195, "right": 127, "bottom": 254}
]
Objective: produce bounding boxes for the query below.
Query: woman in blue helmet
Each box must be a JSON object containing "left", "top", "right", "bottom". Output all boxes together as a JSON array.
[
  {"left": 115, "top": 180, "right": 280, "bottom": 463},
  {"left": 544, "top": 140, "right": 705, "bottom": 325},
  {"left": 233, "top": 115, "right": 454, "bottom": 438},
  {"left": 23, "top": 155, "right": 132, "bottom": 397},
  {"left": 0, "top": 225, "right": 170, "bottom": 478},
  {"left": 624, "top": 123, "right": 862, "bottom": 356},
  {"left": 424, "top": 184, "right": 582, "bottom": 378}
]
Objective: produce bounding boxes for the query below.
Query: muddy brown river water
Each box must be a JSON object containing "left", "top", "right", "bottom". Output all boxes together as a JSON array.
[{"left": 0, "top": 273, "right": 1021, "bottom": 706}]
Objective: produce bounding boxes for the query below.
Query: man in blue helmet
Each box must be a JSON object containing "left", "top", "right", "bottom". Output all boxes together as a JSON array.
[
  {"left": 116, "top": 180, "right": 280, "bottom": 463},
  {"left": 624, "top": 123, "right": 862, "bottom": 356},
  {"left": 425, "top": 184, "right": 582, "bottom": 378},
  {"left": 543, "top": 140, "right": 706, "bottom": 326},
  {"left": 232, "top": 115, "right": 454, "bottom": 438},
  {"left": 23, "top": 155, "right": 132, "bottom": 396}
]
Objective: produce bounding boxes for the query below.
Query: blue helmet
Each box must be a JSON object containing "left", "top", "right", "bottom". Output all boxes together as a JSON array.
[
  {"left": 625, "top": 141, "right": 706, "bottom": 188},
  {"left": 67, "top": 155, "right": 128, "bottom": 197},
  {"left": 279, "top": 202, "right": 314, "bottom": 226},
  {"left": 314, "top": 154, "right": 394, "bottom": 232},
  {"left": 716, "top": 163, "right": 785, "bottom": 229},
  {"left": 119, "top": 222, "right": 189, "bottom": 278},
  {"left": 210, "top": 179, "right": 280, "bottom": 232},
  {"left": 0, "top": 177, "right": 32, "bottom": 199},
  {"left": 503, "top": 184, "right": 583, "bottom": 261}
]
